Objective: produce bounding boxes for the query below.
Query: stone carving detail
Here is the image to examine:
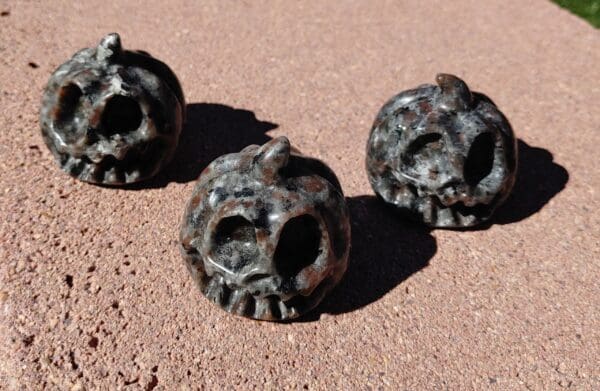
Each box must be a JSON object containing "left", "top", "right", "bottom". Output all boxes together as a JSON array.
[
  {"left": 180, "top": 137, "right": 351, "bottom": 320},
  {"left": 366, "top": 74, "right": 518, "bottom": 227},
  {"left": 40, "top": 33, "right": 185, "bottom": 185}
]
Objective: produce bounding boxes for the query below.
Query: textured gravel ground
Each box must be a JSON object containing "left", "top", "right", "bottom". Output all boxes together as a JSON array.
[{"left": 1, "top": 1, "right": 599, "bottom": 389}]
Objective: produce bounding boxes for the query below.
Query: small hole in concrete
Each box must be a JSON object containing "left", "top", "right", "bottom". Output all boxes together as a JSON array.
[
  {"left": 69, "top": 351, "right": 78, "bottom": 370},
  {"left": 88, "top": 336, "right": 99, "bottom": 348},
  {"left": 146, "top": 375, "right": 158, "bottom": 390},
  {"left": 65, "top": 275, "right": 73, "bottom": 288},
  {"left": 124, "top": 377, "right": 139, "bottom": 386},
  {"left": 22, "top": 335, "right": 34, "bottom": 347}
]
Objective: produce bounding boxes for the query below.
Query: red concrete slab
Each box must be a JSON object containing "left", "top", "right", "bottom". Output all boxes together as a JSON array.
[{"left": 1, "top": 1, "right": 598, "bottom": 389}]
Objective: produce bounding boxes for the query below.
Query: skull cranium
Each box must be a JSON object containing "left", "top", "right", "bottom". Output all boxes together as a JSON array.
[
  {"left": 180, "top": 137, "right": 350, "bottom": 320},
  {"left": 366, "top": 74, "right": 518, "bottom": 227}
]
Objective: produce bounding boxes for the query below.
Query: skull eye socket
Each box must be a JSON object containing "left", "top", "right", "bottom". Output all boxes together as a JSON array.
[
  {"left": 213, "top": 216, "right": 258, "bottom": 272},
  {"left": 55, "top": 84, "right": 83, "bottom": 126},
  {"left": 274, "top": 215, "right": 322, "bottom": 279},
  {"left": 403, "top": 133, "right": 442, "bottom": 165},
  {"left": 101, "top": 95, "right": 143, "bottom": 137},
  {"left": 464, "top": 132, "right": 495, "bottom": 186}
]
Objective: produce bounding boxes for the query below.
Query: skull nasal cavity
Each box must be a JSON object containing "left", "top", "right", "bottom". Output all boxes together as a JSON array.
[
  {"left": 275, "top": 215, "right": 321, "bottom": 279},
  {"left": 464, "top": 132, "right": 495, "bottom": 186},
  {"left": 101, "top": 95, "right": 143, "bottom": 136},
  {"left": 55, "top": 84, "right": 83, "bottom": 126}
]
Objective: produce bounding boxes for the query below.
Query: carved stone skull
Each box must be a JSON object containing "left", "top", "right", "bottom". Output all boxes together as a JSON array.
[
  {"left": 366, "top": 74, "right": 518, "bottom": 227},
  {"left": 180, "top": 137, "right": 351, "bottom": 321},
  {"left": 40, "top": 33, "right": 185, "bottom": 185}
]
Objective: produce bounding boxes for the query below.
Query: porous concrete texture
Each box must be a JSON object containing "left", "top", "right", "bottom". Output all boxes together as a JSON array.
[{"left": 0, "top": 1, "right": 598, "bottom": 389}]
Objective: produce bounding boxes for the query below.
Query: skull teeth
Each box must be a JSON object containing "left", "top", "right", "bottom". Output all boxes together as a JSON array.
[
  {"left": 226, "top": 290, "right": 253, "bottom": 316},
  {"left": 422, "top": 196, "right": 490, "bottom": 227},
  {"left": 201, "top": 273, "right": 303, "bottom": 321},
  {"left": 58, "top": 153, "right": 144, "bottom": 185}
]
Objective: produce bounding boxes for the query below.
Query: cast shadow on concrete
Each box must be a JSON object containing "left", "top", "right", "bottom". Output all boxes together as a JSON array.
[
  {"left": 490, "top": 139, "right": 569, "bottom": 226},
  {"left": 125, "top": 103, "right": 277, "bottom": 189},
  {"left": 296, "top": 195, "right": 436, "bottom": 321},
  {"left": 469, "top": 94, "right": 569, "bottom": 228},
  {"left": 297, "top": 140, "right": 568, "bottom": 320}
]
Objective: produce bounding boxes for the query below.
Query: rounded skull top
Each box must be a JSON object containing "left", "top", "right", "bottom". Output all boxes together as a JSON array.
[
  {"left": 366, "top": 74, "right": 518, "bottom": 228},
  {"left": 40, "top": 33, "right": 185, "bottom": 185},
  {"left": 180, "top": 137, "right": 351, "bottom": 321}
]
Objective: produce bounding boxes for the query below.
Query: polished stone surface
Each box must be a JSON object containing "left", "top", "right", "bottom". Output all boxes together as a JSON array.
[
  {"left": 367, "top": 74, "right": 517, "bottom": 227},
  {"left": 40, "top": 33, "right": 184, "bottom": 185},
  {"left": 180, "top": 137, "right": 350, "bottom": 321}
]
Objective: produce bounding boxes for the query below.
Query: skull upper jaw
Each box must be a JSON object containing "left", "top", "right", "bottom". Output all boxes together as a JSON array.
[
  {"left": 369, "top": 172, "right": 501, "bottom": 228},
  {"left": 369, "top": 142, "right": 513, "bottom": 228},
  {"left": 181, "top": 254, "right": 347, "bottom": 321}
]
